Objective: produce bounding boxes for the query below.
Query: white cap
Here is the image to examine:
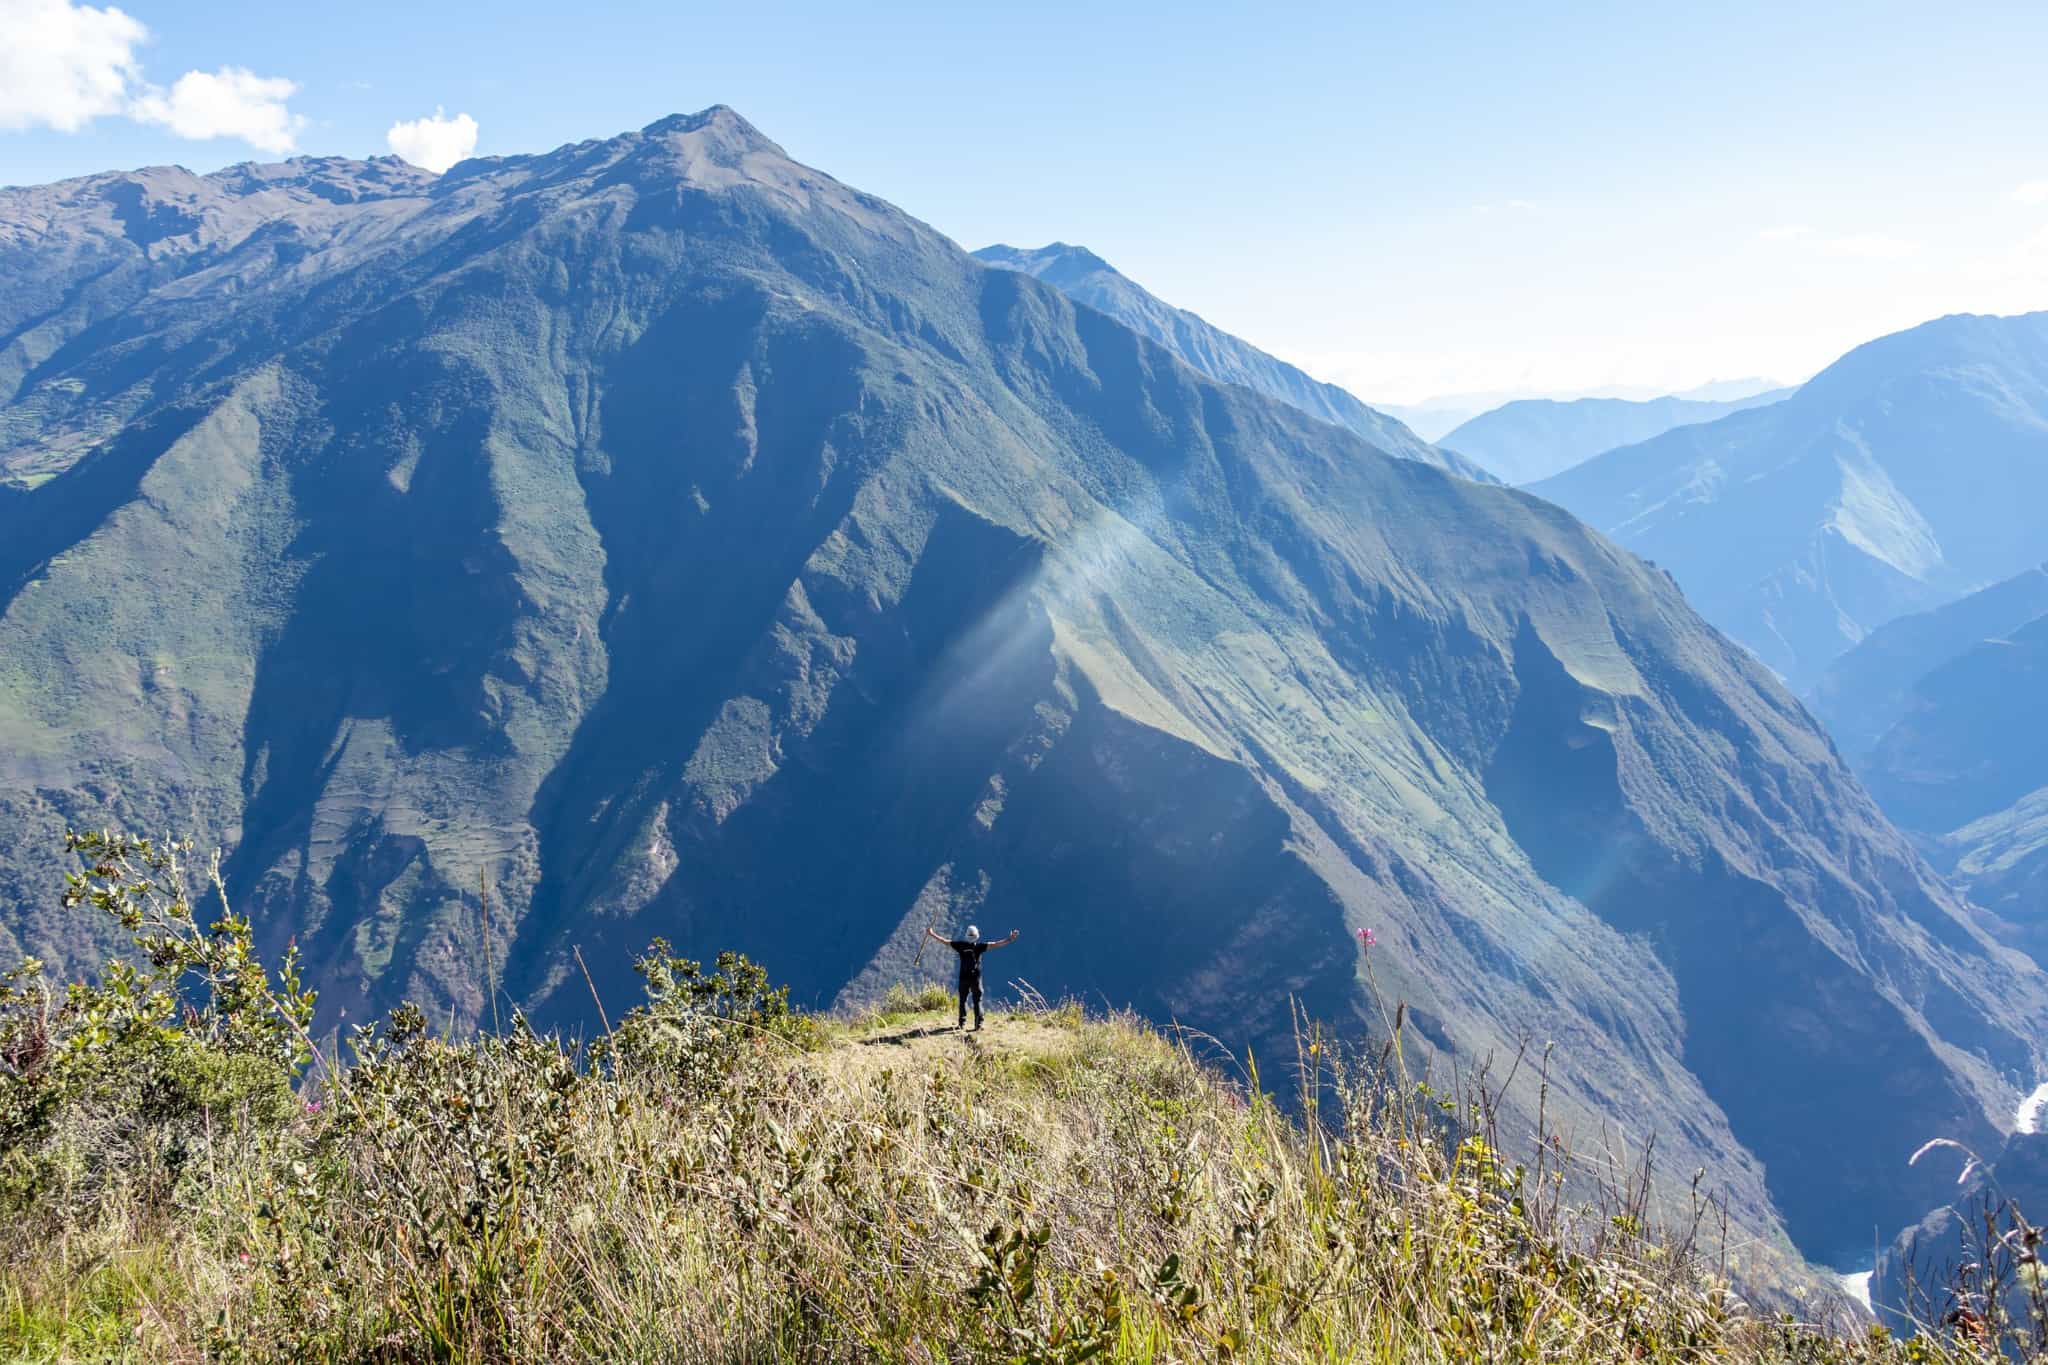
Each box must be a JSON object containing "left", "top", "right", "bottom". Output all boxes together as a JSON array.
[{"left": 966, "top": 925, "right": 981, "bottom": 941}]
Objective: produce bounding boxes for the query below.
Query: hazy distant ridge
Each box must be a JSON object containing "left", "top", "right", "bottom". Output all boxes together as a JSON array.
[{"left": 1440, "top": 389, "right": 1792, "bottom": 485}]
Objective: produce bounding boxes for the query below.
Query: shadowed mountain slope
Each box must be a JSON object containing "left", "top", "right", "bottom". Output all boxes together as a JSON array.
[
  {"left": 1, "top": 110, "right": 2043, "bottom": 1272},
  {"left": 1812, "top": 568, "right": 2048, "bottom": 964},
  {"left": 1439, "top": 390, "right": 1791, "bottom": 486},
  {"left": 1812, "top": 563, "right": 2048, "bottom": 763},
  {"left": 1533, "top": 314, "right": 2048, "bottom": 690},
  {"left": 972, "top": 243, "right": 1495, "bottom": 483},
  {"left": 1865, "top": 614, "right": 2048, "bottom": 902}
]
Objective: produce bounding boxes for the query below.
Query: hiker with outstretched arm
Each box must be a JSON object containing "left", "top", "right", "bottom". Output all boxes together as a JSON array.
[{"left": 924, "top": 924, "right": 1018, "bottom": 1031}]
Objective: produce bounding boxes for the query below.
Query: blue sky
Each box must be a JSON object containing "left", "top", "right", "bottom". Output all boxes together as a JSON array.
[{"left": 6, "top": 0, "right": 2047, "bottom": 404}]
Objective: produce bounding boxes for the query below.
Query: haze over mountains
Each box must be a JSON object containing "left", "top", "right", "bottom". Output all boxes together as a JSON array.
[
  {"left": 1381, "top": 379, "right": 1789, "bottom": 443},
  {"left": 1438, "top": 389, "right": 1792, "bottom": 486},
  {"left": 1534, "top": 312, "right": 2048, "bottom": 691},
  {"left": 1, "top": 108, "right": 2043, "bottom": 1278}
]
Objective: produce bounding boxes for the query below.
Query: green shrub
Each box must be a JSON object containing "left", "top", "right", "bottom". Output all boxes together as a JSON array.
[
  {"left": 880, "top": 979, "right": 957, "bottom": 1015},
  {"left": 590, "top": 941, "right": 819, "bottom": 1096},
  {"left": 0, "top": 832, "right": 312, "bottom": 1217}
]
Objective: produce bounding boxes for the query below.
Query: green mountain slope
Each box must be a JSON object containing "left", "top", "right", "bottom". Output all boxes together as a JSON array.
[{"left": 0, "top": 109, "right": 2042, "bottom": 1269}]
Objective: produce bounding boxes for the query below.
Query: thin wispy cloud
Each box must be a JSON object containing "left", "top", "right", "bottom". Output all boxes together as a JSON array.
[
  {"left": 0, "top": 0, "right": 303, "bottom": 153},
  {"left": 1278, "top": 342, "right": 1811, "bottom": 410},
  {"left": 1818, "top": 234, "right": 1920, "bottom": 260},
  {"left": 1758, "top": 225, "right": 1919, "bottom": 259},
  {"left": 1961, "top": 224, "right": 2048, "bottom": 289},
  {"left": 2014, "top": 180, "right": 2048, "bottom": 205},
  {"left": 387, "top": 108, "right": 479, "bottom": 174}
]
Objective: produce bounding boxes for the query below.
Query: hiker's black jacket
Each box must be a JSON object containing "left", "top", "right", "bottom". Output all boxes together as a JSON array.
[{"left": 945, "top": 940, "right": 992, "bottom": 984}]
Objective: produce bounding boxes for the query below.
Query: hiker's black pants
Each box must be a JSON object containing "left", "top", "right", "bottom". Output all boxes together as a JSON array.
[{"left": 958, "top": 977, "right": 982, "bottom": 1026}]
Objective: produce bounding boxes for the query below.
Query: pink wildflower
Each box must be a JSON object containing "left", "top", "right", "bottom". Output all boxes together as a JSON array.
[
  {"left": 1356, "top": 927, "right": 1377, "bottom": 947},
  {"left": 304, "top": 1100, "right": 322, "bottom": 1114}
]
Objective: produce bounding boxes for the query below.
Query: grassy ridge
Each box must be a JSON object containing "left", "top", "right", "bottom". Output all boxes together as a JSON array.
[{"left": 0, "top": 838, "right": 2040, "bottom": 1361}]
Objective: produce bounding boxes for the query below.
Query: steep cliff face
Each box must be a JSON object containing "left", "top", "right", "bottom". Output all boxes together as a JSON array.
[{"left": 2, "top": 109, "right": 2043, "bottom": 1270}]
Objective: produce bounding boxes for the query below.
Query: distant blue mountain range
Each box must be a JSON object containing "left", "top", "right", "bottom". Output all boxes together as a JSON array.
[
  {"left": 1438, "top": 389, "right": 1792, "bottom": 485},
  {"left": 1535, "top": 311, "right": 2048, "bottom": 690}
]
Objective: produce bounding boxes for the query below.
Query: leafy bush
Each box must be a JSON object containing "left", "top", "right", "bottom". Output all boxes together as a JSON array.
[
  {"left": 591, "top": 939, "right": 819, "bottom": 1096},
  {"left": 0, "top": 832, "right": 312, "bottom": 1218},
  {"left": 880, "top": 979, "right": 958, "bottom": 1016}
]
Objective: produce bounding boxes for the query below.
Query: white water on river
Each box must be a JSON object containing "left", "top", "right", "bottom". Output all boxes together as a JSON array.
[
  {"left": 1831, "top": 1084, "right": 2048, "bottom": 1316},
  {"left": 2018, "top": 1082, "right": 2048, "bottom": 1135}
]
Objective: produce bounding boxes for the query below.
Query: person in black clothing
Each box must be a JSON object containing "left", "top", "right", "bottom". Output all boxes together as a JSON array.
[{"left": 924, "top": 923, "right": 1019, "bottom": 1030}]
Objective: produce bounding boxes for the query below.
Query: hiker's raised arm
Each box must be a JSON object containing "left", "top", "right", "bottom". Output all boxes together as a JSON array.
[
  {"left": 924, "top": 925, "right": 945, "bottom": 943},
  {"left": 990, "top": 929, "right": 1020, "bottom": 949}
]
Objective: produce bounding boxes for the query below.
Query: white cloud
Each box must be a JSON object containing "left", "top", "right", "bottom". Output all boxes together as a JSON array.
[
  {"left": 1817, "top": 234, "right": 1920, "bottom": 260},
  {"left": 0, "top": 0, "right": 146, "bottom": 133},
  {"left": 0, "top": 1, "right": 304, "bottom": 153},
  {"left": 2015, "top": 180, "right": 2048, "bottom": 205},
  {"left": 386, "top": 108, "right": 478, "bottom": 174},
  {"left": 131, "top": 67, "right": 304, "bottom": 155}
]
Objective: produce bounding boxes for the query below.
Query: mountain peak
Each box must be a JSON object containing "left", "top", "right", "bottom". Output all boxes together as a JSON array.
[
  {"left": 974, "top": 241, "right": 1118, "bottom": 284},
  {"left": 638, "top": 105, "right": 785, "bottom": 156}
]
